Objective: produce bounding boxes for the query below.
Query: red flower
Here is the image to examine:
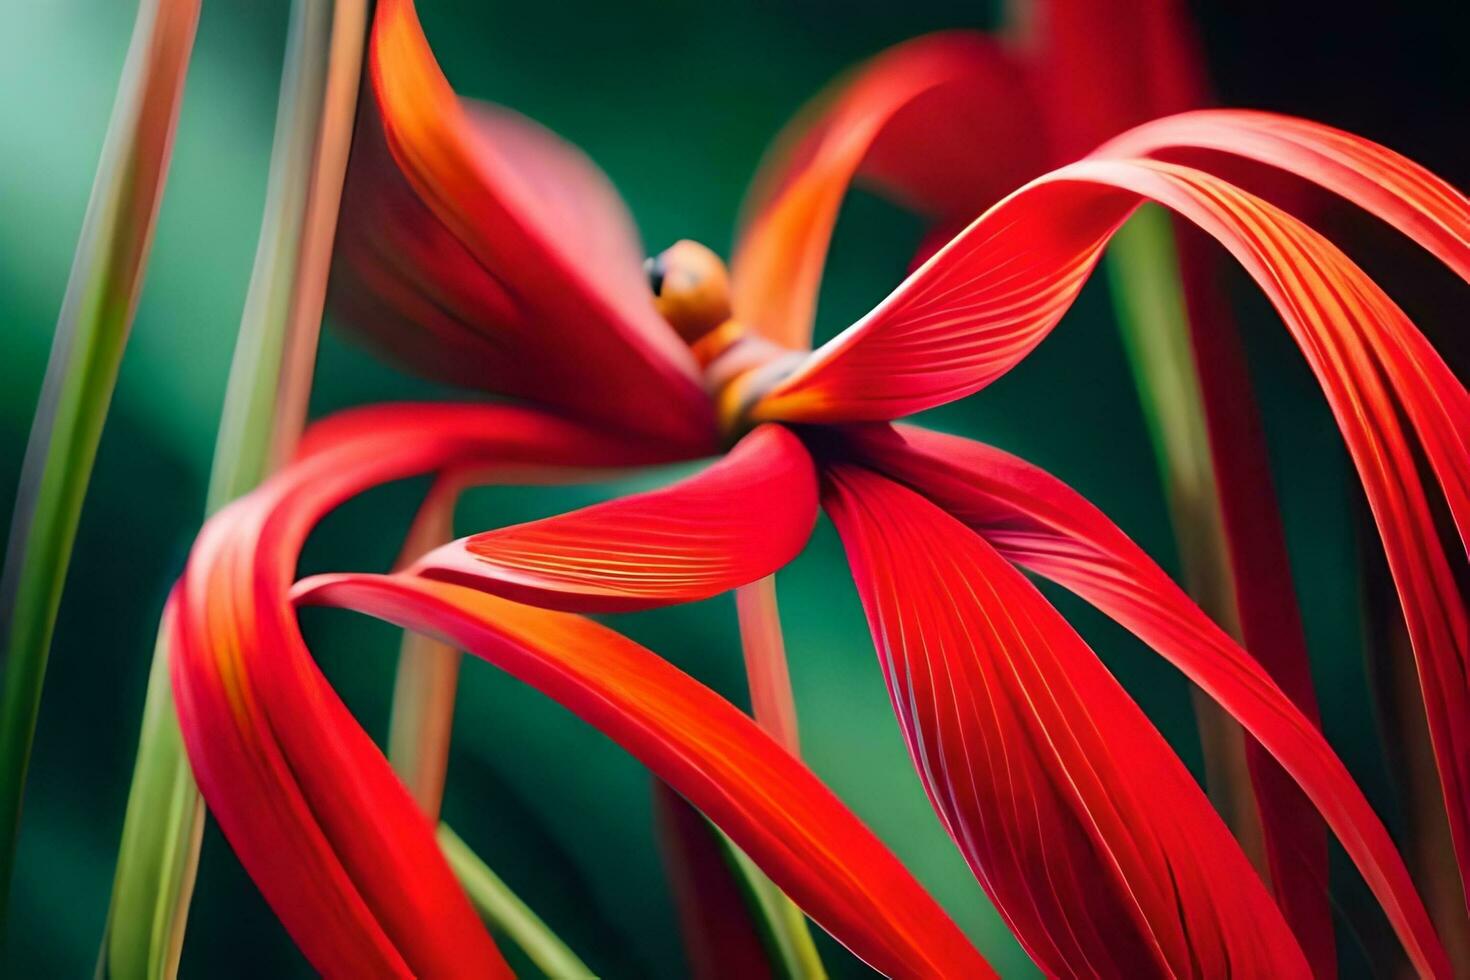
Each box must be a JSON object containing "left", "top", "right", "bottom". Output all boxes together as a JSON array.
[{"left": 170, "top": 1, "right": 1468, "bottom": 975}]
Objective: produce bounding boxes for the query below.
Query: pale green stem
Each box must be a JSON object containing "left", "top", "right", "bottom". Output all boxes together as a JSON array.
[
  {"left": 0, "top": 0, "right": 200, "bottom": 937},
  {"left": 386, "top": 473, "right": 600, "bottom": 971},
  {"left": 389, "top": 636, "right": 463, "bottom": 818},
  {"left": 387, "top": 475, "right": 466, "bottom": 821},
  {"left": 102, "top": 2, "right": 367, "bottom": 976},
  {"left": 438, "top": 825, "right": 596, "bottom": 979},
  {"left": 385, "top": 471, "right": 620, "bottom": 807},
  {"left": 1106, "top": 204, "right": 1267, "bottom": 874},
  {"left": 727, "top": 576, "right": 826, "bottom": 979},
  {"left": 735, "top": 575, "right": 800, "bottom": 753},
  {"left": 717, "top": 836, "right": 828, "bottom": 980}
]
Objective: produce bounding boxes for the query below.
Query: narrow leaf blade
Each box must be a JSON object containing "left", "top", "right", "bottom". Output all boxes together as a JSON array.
[{"left": 0, "top": 0, "right": 200, "bottom": 936}]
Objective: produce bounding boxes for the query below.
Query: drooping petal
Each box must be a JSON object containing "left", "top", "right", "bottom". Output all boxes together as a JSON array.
[
  {"left": 333, "top": 0, "right": 715, "bottom": 449},
  {"left": 294, "top": 571, "right": 991, "bottom": 977},
  {"left": 834, "top": 422, "right": 1451, "bottom": 977},
  {"left": 730, "top": 32, "right": 1042, "bottom": 350},
  {"left": 1097, "top": 110, "right": 1470, "bottom": 281},
  {"left": 1168, "top": 219, "right": 1335, "bottom": 970},
  {"left": 412, "top": 425, "right": 816, "bottom": 612},
  {"left": 821, "top": 462, "right": 1311, "bottom": 978},
  {"left": 170, "top": 402, "right": 988, "bottom": 976},
  {"left": 1018, "top": 16, "right": 1344, "bottom": 961},
  {"left": 169, "top": 404, "right": 680, "bottom": 976},
  {"left": 760, "top": 152, "right": 1470, "bottom": 903}
]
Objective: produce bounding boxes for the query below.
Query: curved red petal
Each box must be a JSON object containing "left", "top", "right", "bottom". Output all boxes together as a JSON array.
[
  {"left": 1065, "top": 160, "right": 1470, "bottom": 903},
  {"left": 173, "top": 402, "right": 984, "bottom": 976},
  {"left": 1097, "top": 110, "right": 1470, "bottom": 282},
  {"left": 292, "top": 571, "right": 994, "bottom": 978},
  {"left": 759, "top": 151, "right": 1470, "bottom": 908},
  {"left": 1169, "top": 219, "right": 1335, "bottom": 971},
  {"left": 838, "top": 422, "right": 1451, "bottom": 977},
  {"left": 746, "top": 175, "right": 1128, "bottom": 423},
  {"left": 170, "top": 404, "right": 680, "bottom": 975},
  {"left": 411, "top": 425, "right": 816, "bottom": 612},
  {"left": 822, "top": 463, "right": 1310, "bottom": 978},
  {"left": 730, "top": 32, "right": 1042, "bottom": 350},
  {"left": 338, "top": 0, "right": 715, "bottom": 449},
  {"left": 764, "top": 147, "right": 1470, "bottom": 899}
]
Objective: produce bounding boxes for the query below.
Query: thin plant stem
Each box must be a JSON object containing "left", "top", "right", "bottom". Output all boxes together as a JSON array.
[
  {"left": 735, "top": 575, "right": 800, "bottom": 754},
  {"left": 384, "top": 463, "right": 636, "bottom": 815},
  {"left": 386, "top": 472, "right": 608, "bottom": 971},
  {"left": 437, "top": 824, "right": 596, "bottom": 979},
  {"left": 729, "top": 575, "right": 826, "bottom": 979},
  {"left": 102, "top": 2, "right": 367, "bottom": 975},
  {"left": 0, "top": 0, "right": 200, "bottom": 937},
  {"left": 387, "top": 474, "right": 466, "bottom": 821}
]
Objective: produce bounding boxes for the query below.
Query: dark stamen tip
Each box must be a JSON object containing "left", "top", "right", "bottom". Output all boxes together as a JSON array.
[{"left": 643, "top": 255, "right": 666, "bottom": 297}]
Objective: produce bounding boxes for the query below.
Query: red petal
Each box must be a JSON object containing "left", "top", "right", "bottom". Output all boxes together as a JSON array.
[
  {"left": 1016, "top": 0, "right": 1206, "bottom": 158},
  {"left": 746, "top": 176, "right": 1128, "bottom": 424},
  {"left": 1171, "top": 220, "right": 1334, "bottom": 972},
  {"left": 172, "top": 402, "right": 985, "bottom": 976},
  {"left": 293, "top": 572, "right": 994, "bottom": 978},
  {"left": 838, "top": 422, "right": 1451, "bottom": 977},
  {"left": 752, "top": 158, "right": 1470, "bottom": 906},
  {"left": 822, "top": 462, "right": 1310, "bottom": 978},
  {"left": 730, "top": 32, "right": 1041, "bottom": 350},
  {"left": 1098, "top": 110, "right": 1470, "bottom": 282},
  {"left": 335, "top": 0, "right": 715, "bottom": 449},
  {"left": 412, "top": 425, "right": 816, "bottom": 611},
  {"left": 170, "top": 404, "right": 681, "bottom": 975}
]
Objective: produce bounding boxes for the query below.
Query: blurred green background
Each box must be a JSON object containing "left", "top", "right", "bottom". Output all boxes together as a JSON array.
[{"left": 2, "top": 0, "right": 1465, "bottom": 975}]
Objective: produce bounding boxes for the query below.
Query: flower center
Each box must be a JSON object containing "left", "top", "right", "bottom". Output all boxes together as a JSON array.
[{"left": 647, "top": 240, "right": 803, "bottom": 437}]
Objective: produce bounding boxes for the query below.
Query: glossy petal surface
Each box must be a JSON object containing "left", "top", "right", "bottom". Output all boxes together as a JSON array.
[
  {"left": 334, "top": 0, "right": 715, "bottom": 448},
  {"left": 754, "top": 156, "right": 1470, "bottom": 904},
  {"left": 1023, "top": 15, "right": 1334, "bottom": 962},
  {"left": 1099, "top": 110, "right": 1470, "bottom": 281},
  {"left": 170, "top": 404, "right": 676, "bottom": 976},
  {"left": 823, "top": 463, "right": 1309, "bottom": 978},
  {"left": 171, "top": 403, "right": 984, "bottom": 977},
  {"left": 1165, "top": 220, "right": 1331, "bottom": 966},
  {"left": 294, "top": 572, "right": 993, "bottom": 978},
  {"left": 838, "top": 423, "right": 1449, "bottom": 977},
  {"left": 413, "top": 425, "right": 817, "bottom": 611}
]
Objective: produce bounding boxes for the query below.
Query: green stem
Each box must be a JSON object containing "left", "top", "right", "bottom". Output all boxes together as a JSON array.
[
  {"left": 102, "top": 2, "right": 367, "bottom": 975},
  {"left": 1106, "top": 205, "right": 1267, "bottom": 871},
  {"left": 0, "top": 0, "right": 200, "bottom": 936},
  {"left": 438, "top": 824, "right": 596, "bottom": 980},
  {"left": 717, "top": 835, "right": 827, "bottom": 980}
]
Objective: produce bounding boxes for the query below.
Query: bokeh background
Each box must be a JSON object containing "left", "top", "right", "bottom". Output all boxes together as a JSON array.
[{"left": 2, "top": 1, "right": 1465, "bottom": 975}]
